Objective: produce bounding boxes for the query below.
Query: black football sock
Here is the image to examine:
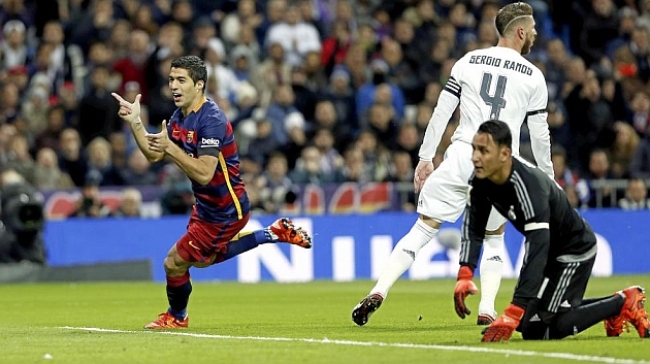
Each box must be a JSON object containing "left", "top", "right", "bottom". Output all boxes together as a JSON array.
[
  {"left": 550, "top": 294, "right": 624, "bottom": 339},
  {"left": 166, "top": 272, "right": 192, "bottom": 320}
]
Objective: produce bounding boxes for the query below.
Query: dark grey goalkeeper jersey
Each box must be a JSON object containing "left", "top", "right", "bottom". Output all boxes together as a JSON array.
[{"left": 460, "top": 156, "right": 597, "bottom": 308}]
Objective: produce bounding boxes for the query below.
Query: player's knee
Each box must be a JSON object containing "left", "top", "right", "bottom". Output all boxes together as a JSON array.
[
  {"left": 164, "top": 256, "right": 186, "bottom": 276},
  {"left": 483, "top": 233, "right": 504, "bottom": 249}
]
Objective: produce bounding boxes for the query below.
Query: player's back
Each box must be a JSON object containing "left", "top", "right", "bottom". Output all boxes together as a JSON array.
[{"left": 450, "top": 46, "right": 546, "bottom": 155}]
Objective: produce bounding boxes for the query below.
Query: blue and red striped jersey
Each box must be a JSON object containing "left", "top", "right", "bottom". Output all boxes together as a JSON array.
[{"left": 167, "top": 98, "right": 250, "bottom": 223}]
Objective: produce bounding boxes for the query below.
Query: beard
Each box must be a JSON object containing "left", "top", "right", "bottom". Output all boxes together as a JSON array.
[{"left": 521, "top": 36, "right": 534, "bottom": 55}]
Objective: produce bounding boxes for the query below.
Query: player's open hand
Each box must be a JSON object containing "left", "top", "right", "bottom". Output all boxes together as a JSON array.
[
  {"left": 146, "top": 120, "right": 170, "bottom": 153},
  {"left": 481, "top": 304, "right": 525, "bottom": 342},
  {"left": 454, "top": 266, "right": 478, "bottom": 319},
  {"left": 112, "top": 93, "right": 141, "bottom": 124},
  {"left": 414, "top": 160, "right": 434, "bottom": 193}
]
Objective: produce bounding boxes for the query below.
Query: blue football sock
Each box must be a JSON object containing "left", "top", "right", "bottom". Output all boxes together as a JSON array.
[
  {"left": 166, "top": 278, "right": 192, "bottom": 320},
  {"left": 220, "top": 229, "right": 270, "bottom": 262}
]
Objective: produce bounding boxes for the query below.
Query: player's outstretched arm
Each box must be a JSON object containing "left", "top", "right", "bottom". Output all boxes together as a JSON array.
[{"left": 111, "top": 93, "right": 164, "bottom": 163}]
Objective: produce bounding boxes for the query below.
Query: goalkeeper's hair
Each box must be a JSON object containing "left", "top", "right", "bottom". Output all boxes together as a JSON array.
[
  {"left": 478, "top": 120, "right": 512, "bottom": 150},
  {"left": 495, "top": 2, "right": 534, "bottom": 37}
]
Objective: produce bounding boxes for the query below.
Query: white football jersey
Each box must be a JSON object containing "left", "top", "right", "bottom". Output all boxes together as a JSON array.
[{"left": 419, "top": 46, "right": 553, "bottom": 177}]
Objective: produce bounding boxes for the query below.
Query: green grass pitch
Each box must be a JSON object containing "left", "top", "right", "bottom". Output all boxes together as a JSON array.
[{"left": 1, "top": 276, "right": 649, "bottom": 364}]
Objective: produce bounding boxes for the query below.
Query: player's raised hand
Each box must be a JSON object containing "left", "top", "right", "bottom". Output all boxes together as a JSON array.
[
  {"left": 146, "top": 120, "right": 169, "bottom": 153},
  {"left": 454, "top": 266, "right": 478, "bottom": 319},
  {"left": 112, "top": 93, "right": 141, "bottom": 124},
  {"left": 414, "top": 160, "right": 434, "bottom": 193}
]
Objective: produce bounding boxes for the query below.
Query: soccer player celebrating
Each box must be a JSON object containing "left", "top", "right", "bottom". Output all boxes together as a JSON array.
[
  {"left": 456, "top": 120, "right": 649, "bottom": 341},
  {"left": 112, "top": 55, "right": 312, "bottom": 329},
  {"left": 352, "top": 2, "right": 553, "bottom": 326}
]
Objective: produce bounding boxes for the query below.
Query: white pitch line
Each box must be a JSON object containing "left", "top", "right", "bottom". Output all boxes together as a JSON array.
[{"left": 57, "top": 326, "right": 649, "bottom": 364}]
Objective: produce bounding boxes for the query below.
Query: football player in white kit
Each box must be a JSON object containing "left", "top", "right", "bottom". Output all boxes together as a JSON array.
[{"left": 352, "top": 2, "right": 554, "bottom": 326}]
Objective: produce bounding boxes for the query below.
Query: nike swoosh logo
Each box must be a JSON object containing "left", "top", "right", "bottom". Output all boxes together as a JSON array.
[{"left": 188, "top": 240, "right": 200, "bottom": 250}]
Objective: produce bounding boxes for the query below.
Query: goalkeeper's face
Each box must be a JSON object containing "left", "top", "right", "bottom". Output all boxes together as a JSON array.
[{"left": 471, "top": 133, "right": 510, "bottom": 181}]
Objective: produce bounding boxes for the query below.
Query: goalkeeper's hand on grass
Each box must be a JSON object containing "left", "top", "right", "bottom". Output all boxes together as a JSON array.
[
  {"left": 453, "top": 265, "right": 478, "bottom": 319},
  {"left": 481, "top": 304, "right": 525, "bottom": 342}
]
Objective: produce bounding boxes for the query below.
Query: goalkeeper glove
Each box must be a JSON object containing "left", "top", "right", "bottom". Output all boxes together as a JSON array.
[
  {"left": 453, "top": 265, "right": 478, "bottom": 319},
  {"left": 481, "top": 304, "right": 525, "bottom": 342}
]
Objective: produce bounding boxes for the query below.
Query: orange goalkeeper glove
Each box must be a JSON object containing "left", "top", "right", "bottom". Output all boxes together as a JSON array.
[
  {"left": 454, "top": 265, "right": 478, "bottom": 319},
  {"left": 481, "top": 304, "right": 525, "bottom": 342}
]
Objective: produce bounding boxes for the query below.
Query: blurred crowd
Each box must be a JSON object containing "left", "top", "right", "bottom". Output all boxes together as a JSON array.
[{"left": 0, "top": 0, "right": 648, "bottom": 218}]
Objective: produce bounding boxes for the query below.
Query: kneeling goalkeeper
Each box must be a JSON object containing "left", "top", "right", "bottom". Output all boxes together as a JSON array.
[{"left": 453, "top": 120, "right": 649, "bottom": 341}]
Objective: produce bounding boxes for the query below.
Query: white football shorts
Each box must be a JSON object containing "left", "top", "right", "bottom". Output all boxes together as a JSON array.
[{"left": 416, "top": 141, "right": 506, "bottom": 231}]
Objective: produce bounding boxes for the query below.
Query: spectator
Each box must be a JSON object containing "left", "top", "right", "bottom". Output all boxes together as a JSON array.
[
  {"left": 578, "top": 0, "right": 619, "bottom": 66},
  {"left": 340, "top": 146, "right": 372, "bottom": 183},
  {"left": 1, "top": 20, "right": 28, "bottom": 70},
  {"left": 112, "top": 30, "right": 151, "bottom": 101},
  {"left": 381, "top": 37, "right": 420, "bottom": 104},
  {"left": 113, "top": 187, "right": 143, "bottom": 218},
  {"left": 322, "top": 68, "right": 357, "bottom": 138},
  {"left": 610, "top": 121, "right": 640, "bottom": 178},
  {"left": 312, "top": 127, "right": 344, "bottom": 174},
  {"left": 628, "top": 90, "right": 650, "bottom": 138},
  {"left": 321, "top": 20, "right": 352, "bottom": 75},
  {"left": 265, "top": 3, "right": 322, "bottom": 67},
  {"left": 68, "top": 173, "right": 112, "bottom": 218},
  {"left": 618, "top": 178, "right": 650, "bottom": 210},
  {"left": 259, "top": 152, "right": 296, "bottom": 213},
  {"left": 33, "top": 147, "right": 74, "bottom": 190},
  {"left": 586, "top": 149, "right": 617, "bottom": 208},
  {"left": 289, "top": 145, "right": 341, "bottom": 184},
  {"left": 630, "top": 135, "right": 650, "bottom": 179},
  {"left": 86, "top": 136, "right": 125, "bottom": 187},
  {"left": 290, "top": 64, "right": 320, "bottom": 121},
  {"left": 220, "top": 0, "right": 263, "bottom": 47},
  {"left": 250, "top": 42, "right": 291, "bottom": 108},
  {"left": 393, "top": 123, "right": 421, "bottom": 167},
  {"left": 0, "top": 82, "right": 21, "bottom": 124},
  {"left": 247, "top": 113, "right": 278, "bottom": 166},
  {"left": 58, "top": 128, "right": 87, "bottom": 187},
  {"left": 34, "top": 104, "right": 66, "bottom": 152},
  {"left": 5, "top": 134, "right": 36, "bottom": 185},
  {"left": 77, "top": 65, "right": 120, "bottom": 146},
  {"left": 386, "top": 150, "right": 416, "bottom": 211},
  {"left": 266, "top": 85, "right": 299, "bottom": 145},
  {"left": 356, "top": 130, "right": 391, "bottom": 183},
  {"left": 356, "top": 59, "right": 406, "bottom": 121}
]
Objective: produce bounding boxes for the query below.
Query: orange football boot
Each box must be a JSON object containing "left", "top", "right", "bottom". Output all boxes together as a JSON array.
[
  {"left": 269, "top": 217, "right": 312, "bottom": 248},
  {"left": 144, "top": 311, "right": 189, "bottom": 329}
]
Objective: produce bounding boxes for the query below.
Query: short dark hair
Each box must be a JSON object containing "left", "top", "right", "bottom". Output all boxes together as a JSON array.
[
  {"left": 495, "top": 2, "right": 534, "bottom": 36},
  {"left": 171, "top": 55, "right": 207, "bottom": 92},
  {"left": 477, "top": 120, "right": 512, "bottom": 149}
]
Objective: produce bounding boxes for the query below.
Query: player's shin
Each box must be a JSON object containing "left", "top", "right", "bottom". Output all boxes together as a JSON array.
[
  {"left": 166, "top": 272, "right": 192, "bottom": 320},
  {"left": 551, "top": 295, "right": 625, "bottom": 339},
  {"left": 478, "top": 233, "right": 504, "bottom": 321},
  {"left": 370, "top": 219, "right": 438, "bottom": 298},
  {"left": 220, "top": 230, "right": 269, "bottom": 262}
]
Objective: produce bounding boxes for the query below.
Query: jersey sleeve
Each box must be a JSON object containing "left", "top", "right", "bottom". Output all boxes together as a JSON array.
[
  {"left": 527, "top": 72, "right": 553, "bottom": 178},
  {"left": 459, "top": 179, "right": 491, "bottom": 270},
  {"left": 511, "top": 170, "right": 552, "bottom": 309},
  {"left": 196, "top": 110, "right": 226, "bottom": 158},
  {"left": 418, "top": 60, "right": 463, "bottom": 161}
]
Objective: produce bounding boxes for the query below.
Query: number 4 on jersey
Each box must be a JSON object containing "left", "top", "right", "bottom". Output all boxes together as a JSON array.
[{"left": 480, "top": 73, "right": 507, "bottom": 119}]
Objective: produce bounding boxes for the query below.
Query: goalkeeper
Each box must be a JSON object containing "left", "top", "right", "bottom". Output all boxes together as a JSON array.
[{"left": 454, "top": 120, "right": 649, "bottom": 341}]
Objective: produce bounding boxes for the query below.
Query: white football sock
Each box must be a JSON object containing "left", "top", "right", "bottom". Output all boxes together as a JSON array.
[
  {"left": 371, "top": 219, "right": 438, "bottom": 299},
  {"left": 478, "top": 233, "right": 505, "bottom": 317}
]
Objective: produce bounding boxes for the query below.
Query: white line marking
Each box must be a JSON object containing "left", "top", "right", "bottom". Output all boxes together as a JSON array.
[{"left": 57, "top": 326, "right": 648, "bottom": 364}]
